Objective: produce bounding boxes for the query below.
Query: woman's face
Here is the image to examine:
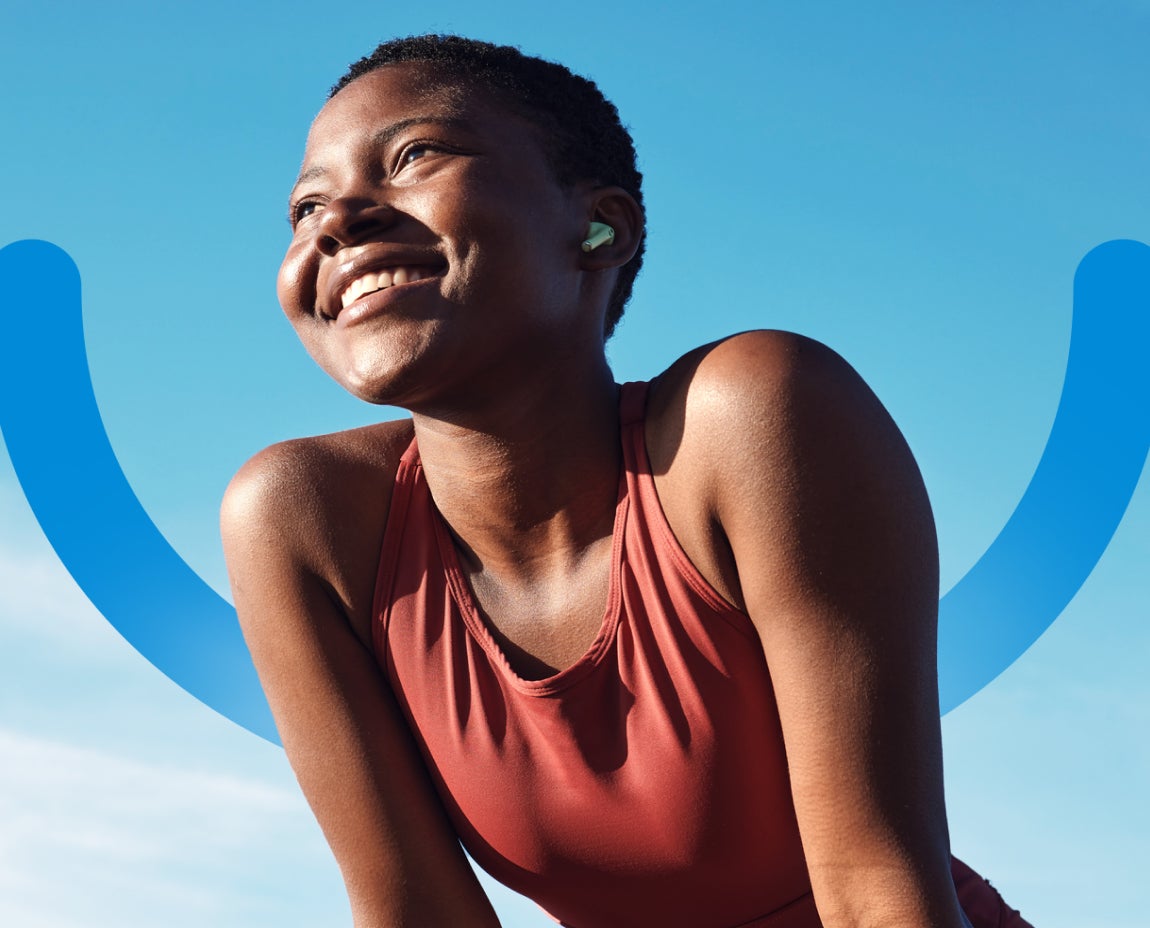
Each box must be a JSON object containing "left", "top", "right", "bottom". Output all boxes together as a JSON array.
[{"left": 277, "top": 63, "right": 597, "bottom": 408}]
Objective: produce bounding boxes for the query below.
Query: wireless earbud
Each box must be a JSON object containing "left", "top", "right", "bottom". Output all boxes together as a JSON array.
[{"left": 581, "top": 222, "right": 615, "bottom": 252}]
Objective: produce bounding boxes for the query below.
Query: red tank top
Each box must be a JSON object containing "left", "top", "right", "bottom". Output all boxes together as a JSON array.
[{"left": 371, "top": 382, "right": 1030, "bottom": 928}]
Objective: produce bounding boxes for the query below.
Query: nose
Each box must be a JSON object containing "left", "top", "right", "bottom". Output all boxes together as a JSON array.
[{"left": 315, "top": 197, "right": 398, "bottom": 256}]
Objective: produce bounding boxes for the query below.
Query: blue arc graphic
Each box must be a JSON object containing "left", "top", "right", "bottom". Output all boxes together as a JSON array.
[
  {"left": 0, "top": 239, "right": 1147, "bottom": 740},
  {"left": 0, "top": 241, "right": 276, "bottom": 741},
  {"left": 937, "top": 239, "right": 1150, "bottom": 711}
]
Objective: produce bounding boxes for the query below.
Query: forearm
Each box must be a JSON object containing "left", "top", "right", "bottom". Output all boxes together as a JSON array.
[
  {"left": 809, "top": 861, "right": 971, "bottom": 928},
  {"left": 346, "top": 872, "right": 502, "bottom": 928},
  {"left": 222, "top": 451, "right": 501, "bottom": 928},
  {"left": 260, "top": 620, "right": 502, "bottom": 928}
]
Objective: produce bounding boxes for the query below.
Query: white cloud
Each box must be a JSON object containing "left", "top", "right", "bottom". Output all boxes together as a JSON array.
[
  {"left": 0, "top": 473, "right": 122, "bottom": 655},
  {"left": 0, "top": 543, "right": 114, "bottom": 649},
  {"left": 0, "top": 727, "right": 346, "bottom": 928},
  {"left": 0, "top": 470, "right": 350, "bottom": 927}
]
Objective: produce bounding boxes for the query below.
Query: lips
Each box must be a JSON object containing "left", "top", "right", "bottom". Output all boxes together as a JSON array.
[
  {"left": 340, "top": 266, "right": 437, "bottom": 309},
  {"left": 322, "top": 250, "right": 447, "bottom": 320}
]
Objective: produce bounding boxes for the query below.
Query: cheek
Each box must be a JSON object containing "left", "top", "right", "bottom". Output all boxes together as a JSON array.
[
  {"left": 288, "top": 317, "right": 369, "bottom": 401},
  {"left": 276, "top": 244, "right": 316, "bottom": 319},
  {"left": 292, "top": 325, "right": 335, "bottom": 379}
]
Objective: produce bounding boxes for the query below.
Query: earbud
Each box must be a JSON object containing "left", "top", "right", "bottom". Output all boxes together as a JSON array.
[{"left": 581, "top": 222, "right": 615, "bottom": 253}]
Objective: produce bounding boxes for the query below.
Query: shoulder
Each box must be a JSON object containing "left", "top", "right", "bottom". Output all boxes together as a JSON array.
[
  {"left": 648, "top": 329, "right": 883, "bottom": 449},
  {"left": 221, "top": 419, "right": 414, "bottom": 645},
  {"left": 649, "top": 329, "right": 915, "bottom": 498},
  {"left": 222, "top": 419, "right": 413, "bottom": 554},
  {"left": 646, "top": 330, "right": 934, "bottom": 611}
]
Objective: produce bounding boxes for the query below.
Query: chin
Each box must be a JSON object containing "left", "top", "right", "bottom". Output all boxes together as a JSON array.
[
  {"left": 335, "top": 365, "right": 412, "bottom": 407},
  {"left": 304, "top": 327, "right": 433, "bottom": 408},
  {"left": 331, "top": 354, "right": 439, "bottom": 409}
]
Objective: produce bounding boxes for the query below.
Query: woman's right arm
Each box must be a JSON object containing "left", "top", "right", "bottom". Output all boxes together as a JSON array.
[{"left": 221, "top": 440, "right": 501, "bottom": 928}]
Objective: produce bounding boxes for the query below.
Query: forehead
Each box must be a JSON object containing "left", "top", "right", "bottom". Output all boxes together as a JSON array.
[{"left": 305, "top": 62, "right": 532, "bottom": 156}]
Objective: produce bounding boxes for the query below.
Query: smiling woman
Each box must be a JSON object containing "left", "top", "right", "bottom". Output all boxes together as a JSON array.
[
  {"left": 276, "top": 62, "right": 625, "bottom": 409},
  {"left": 220, "top": 34, "right": 1033, "bottom": 928}
]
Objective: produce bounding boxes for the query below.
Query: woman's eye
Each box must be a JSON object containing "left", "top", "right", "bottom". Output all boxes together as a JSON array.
[
  {"left": 290, "top": 200, "right": 321, "bottom": 226},
  {"left": 398, "top": 143, "right": 435, "bottom": 169}
]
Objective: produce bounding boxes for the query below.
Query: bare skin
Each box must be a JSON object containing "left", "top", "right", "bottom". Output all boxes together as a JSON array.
[{"left": 222, "top": 63, "right": 971, "bottom": 927}]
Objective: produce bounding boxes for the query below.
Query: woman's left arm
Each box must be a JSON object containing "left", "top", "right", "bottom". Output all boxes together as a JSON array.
[{"left": 695, "top": 331, "right": 968, "bottom": 928}]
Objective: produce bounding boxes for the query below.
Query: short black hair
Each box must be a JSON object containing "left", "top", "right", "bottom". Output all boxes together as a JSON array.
[{"left": 331, "top": 35, "right": 645, "bottom": 338}]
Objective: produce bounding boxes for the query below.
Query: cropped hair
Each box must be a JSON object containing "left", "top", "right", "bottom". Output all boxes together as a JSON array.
[{"left": 331, "top": 35, "right": 645, "bottom": 337}]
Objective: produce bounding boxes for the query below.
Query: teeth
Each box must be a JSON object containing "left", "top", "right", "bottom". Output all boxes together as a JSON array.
[{"left": 340, "top": 267, "right": 432, "bottom": 309}]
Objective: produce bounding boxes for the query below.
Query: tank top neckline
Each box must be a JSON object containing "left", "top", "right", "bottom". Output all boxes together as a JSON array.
[{"left": 388, "top": 382, "right": 647, "bottom": 697}]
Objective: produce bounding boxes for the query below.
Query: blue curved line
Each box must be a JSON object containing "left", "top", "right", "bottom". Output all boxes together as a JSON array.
[
  {"left": 0, "top": 239, "right": 1146, "bottom": 735},
  {"left": 938, "top": 239, "right": 1150, "bottom": 712},
  {"left": 0, "top": 240, "right": 278, "bottom": 743}
]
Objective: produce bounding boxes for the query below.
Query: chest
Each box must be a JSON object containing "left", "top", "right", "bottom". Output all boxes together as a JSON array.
[
  {"left": 378, "top": 495, "right": 813, "bottom": 926},
  {"left": 461, "top": 532, "right": 617, "bottom": 681}
]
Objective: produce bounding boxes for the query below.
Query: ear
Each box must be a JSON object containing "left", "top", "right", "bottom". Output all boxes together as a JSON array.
[{"left": 577, "top": 186, "right": 644, "bottom": 272}]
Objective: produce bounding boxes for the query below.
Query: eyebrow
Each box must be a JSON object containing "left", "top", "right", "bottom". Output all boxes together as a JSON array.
[{"left": 289, "top": 115, "right": 472, "bottom": 194}]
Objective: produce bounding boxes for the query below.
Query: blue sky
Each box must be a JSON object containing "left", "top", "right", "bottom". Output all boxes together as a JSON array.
[{"left": 1, "top": 2, "right": 1147, "bottom": 925}]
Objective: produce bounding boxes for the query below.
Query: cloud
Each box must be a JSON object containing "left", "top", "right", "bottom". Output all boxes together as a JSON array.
[
  {"left": 0, "top": 469, "right": 349, "bottom": 927},
  {"left": 0, "top": 727, "right": 345, "bottom": 928},
  {"left": 0, "top": 543, "right": 113, "bottom": 650},
  {"left": 0, "top": 472, "right": 121, "bottom": 655}
]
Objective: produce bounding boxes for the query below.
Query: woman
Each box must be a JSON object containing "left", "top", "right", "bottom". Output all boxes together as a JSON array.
[{"left": 222, "top": 35, "right": 1032, "bottom": 928}]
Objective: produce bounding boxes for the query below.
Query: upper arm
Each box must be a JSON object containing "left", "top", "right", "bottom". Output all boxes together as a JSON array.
[
  {"left": 684, "top": 332, "right": 963, "bottom": 927},
  {"left": 221, "top": 442, "right": 499, "bottom": 928}
]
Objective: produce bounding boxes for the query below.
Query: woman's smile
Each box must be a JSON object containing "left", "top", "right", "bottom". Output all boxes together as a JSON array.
[
  {"left": 338, "top": 266, "right": 438, "bottom": 313},
  {"left": 320, "top": 244, "right": 450, "bottom": 323},
  {"left": 276, "top": 62, "right": 593, "bottom": 406},
  {"left": 332, "top": 267, "right": 446, "bottom": 329}
]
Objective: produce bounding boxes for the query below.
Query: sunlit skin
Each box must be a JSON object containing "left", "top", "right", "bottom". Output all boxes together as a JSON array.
[
  {"left": 223, "top": 62, "right": 974, "bottom": 927},
  {"left": 277, "top": 68, "right": 620, "bottom": 418}
]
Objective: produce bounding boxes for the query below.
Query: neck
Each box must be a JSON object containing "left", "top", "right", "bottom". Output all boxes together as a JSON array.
[{"left": 409, "top": 357, "right": 621, "bottom": 583}]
